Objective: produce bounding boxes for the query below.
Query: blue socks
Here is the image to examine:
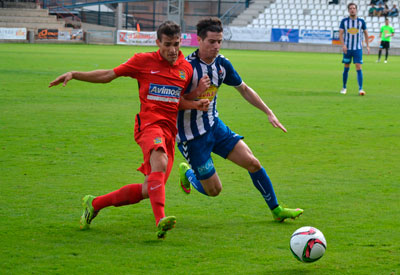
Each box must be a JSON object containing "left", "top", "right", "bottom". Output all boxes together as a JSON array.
[
  {"left": 343, "top": 67, "right": 363, "bottom": 91},
  {"left": 186, "top": 166, "right": 279, "bottom": 211},
  {"left": 357, "top": 69, "right": 363, "bottom": 91},
  {"left": 185, "top": 168, "right": 207, "bottom": 195},
  {"left": 249, "top": 167, "right": 279, "bottom": 210},
  {"left": 343, "top": 67, "right": 350, "bottom": 88}
]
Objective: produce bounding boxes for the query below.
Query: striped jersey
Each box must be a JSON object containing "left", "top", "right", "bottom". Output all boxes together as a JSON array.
[
  {"left": 176, "top": 50, "right": 242, "bottom": 142},
  {"left": 339, "top": 17, "right": 367, "bottom": 50}
]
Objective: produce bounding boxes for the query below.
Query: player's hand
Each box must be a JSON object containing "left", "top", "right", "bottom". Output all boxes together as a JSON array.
[
  {"left": 195, "top": 99, "right": 210, "bottom": 111},
  {"left": 342, "top": 45, "right": 347, "bottom": 54},
  {"left": 183, "top": 75, "right": 211, "bottom": 100},
  {"left": 268, "top": 112, "right": 287, "bottom": 133},
  {"left": 366, "top": 46, "right": 370, "bottom": 55},
  {"left": 198, "top": 75, "right": 211, "bottom": 94},
  {"left": 49, "top": 72, "right": 73, "bottom": 88}
]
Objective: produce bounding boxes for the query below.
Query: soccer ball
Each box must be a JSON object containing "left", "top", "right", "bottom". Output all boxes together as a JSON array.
[{"left": 290, "top": 226, "right": 327, "bottom": 263}]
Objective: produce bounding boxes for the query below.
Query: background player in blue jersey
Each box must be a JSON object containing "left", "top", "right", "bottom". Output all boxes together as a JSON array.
[
  {"left": 339, "top": 3, "right": 370, "bottom": 96},
  {"left": 177, "top": 17, "right": 303, "bottom": 222}
]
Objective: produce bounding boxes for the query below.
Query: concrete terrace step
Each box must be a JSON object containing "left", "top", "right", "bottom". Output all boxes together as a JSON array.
[
  {"left": 0, "top": 21, "right": 67, "bottom": 30},
  {"left": 231, "top": 19, "right": 252, "bottom": 25},
  {"left": 242, "top": 9, "right": 263, "bottom": 15},
  {"left": 251, "top": 4, "right": 270, "bottom": 10},
  {"left": 0, "top": 8, "right": 50, "bottom": 17},
  {"left": 229, "top": 0, "right": 274, "bottom": 27},
  {"left": 0, "top": 15, "right": 59, "bottom": 23},
  {"left": 1, "top": 2, "right": 37, "bottom": 9},
  {"left": 0, "top": 8, "right": 69, "bottom": 31}
]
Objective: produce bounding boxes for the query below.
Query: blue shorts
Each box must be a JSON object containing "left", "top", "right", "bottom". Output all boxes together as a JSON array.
[
  {"left": 177, "top": 118, "right": 243, "bottom": 180},
  {"left": 342, "top": 49, "right": 363, "bottom": 64}
]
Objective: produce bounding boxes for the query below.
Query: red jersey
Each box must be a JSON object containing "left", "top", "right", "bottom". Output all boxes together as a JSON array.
[{"left": 113, "top": 50, "right": 192, "bottom": 136}]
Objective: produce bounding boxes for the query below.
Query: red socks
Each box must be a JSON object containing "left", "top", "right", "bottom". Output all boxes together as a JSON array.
[
  {"left": 91, "top": 172, "right": 166, "bottom": 225},
  {"left": 92, "top": 184, "right": 143, "bottom": 211},
  {"left": 147, "top": 171, "right": 166, "bottom": 225}
]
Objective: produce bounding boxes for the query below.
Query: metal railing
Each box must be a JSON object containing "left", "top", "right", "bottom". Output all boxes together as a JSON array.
[{"left": 220, "top": 0, "right": 247, "bottom": 25}]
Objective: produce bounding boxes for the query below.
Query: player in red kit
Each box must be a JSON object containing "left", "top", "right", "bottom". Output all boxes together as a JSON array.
[{"left": 49, "top": 21, "right": 209, "bottom": 239}]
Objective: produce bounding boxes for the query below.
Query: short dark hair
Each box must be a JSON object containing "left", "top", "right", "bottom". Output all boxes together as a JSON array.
[
  {"left": 348, "top": 3, "right": 357, "bottom": 10},
  {"left": 196, "top": 17, "right": 223, "bottom": 39},
  {"left": 157, "top": 21, "right": 181, "bottom": 41}
]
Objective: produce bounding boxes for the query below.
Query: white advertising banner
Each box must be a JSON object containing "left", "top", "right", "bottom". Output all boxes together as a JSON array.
[
  {"left": 117, "top": 30, "right": 157, "bottom": 45},
  {"left": 0, "top": 28, "right": 27, "bottom": 40},
  {"left": 223, "top": 27, "right": 271, "bottom": 42},
  {"left": 369, "top": 32, "right": 400, "bottom": 48},
  {"left": 391, "top": 35, "right": 400, "bottom": 48},
  {"left": 58, "top": 31, "right": 71, "bottom": 41},
  {"left": 299, "top": 29, "right": 332, "bottom": 44},
  {"left": 117, "top": 30, "right": 199, "bottom": 47}
]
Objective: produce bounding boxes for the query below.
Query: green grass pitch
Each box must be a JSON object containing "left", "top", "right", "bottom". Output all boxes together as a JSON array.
[{"left": 1, "top": 43, "right": 399, "bottom": 274}]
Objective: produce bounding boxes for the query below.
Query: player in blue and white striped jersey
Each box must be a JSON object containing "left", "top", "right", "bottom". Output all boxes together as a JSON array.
[
  {"left": 339, "top": 2, "right": 370, "bottom": 96},
  {"left": 177, "top": 17, "right": 303, "bottom": 222},
  {"left": 176, "top": 50, "right": 241, "bottom": 142}
]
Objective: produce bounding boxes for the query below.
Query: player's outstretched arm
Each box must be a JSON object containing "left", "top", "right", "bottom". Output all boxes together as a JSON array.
[
  {"left": 49, "top": 69, "right": 117, "bottom": 88},
  {"left": 235, "top": 82, "right": 287, "bottom": 133}
]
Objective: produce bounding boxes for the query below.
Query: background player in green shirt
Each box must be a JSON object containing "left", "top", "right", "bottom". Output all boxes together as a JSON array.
[{"left": 377, "top": 18, "right": 395, "bottom": 63}]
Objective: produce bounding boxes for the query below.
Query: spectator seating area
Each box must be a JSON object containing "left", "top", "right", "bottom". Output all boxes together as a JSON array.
[
  {"left": 248, "top": 0, "right": 399, "bottom": 33},
  {"left": 0, "top": 8, "right": 70, "bottom": 32}
]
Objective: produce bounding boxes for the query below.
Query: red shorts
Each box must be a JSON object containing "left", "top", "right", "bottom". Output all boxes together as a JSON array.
[{"left": 135, "top": 124, "right": 175, "bottom": 181}]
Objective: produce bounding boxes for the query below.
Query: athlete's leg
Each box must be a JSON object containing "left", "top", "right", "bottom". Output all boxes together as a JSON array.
[
  {"left": 179, "top": 162, "right": 206, "bottom": 195},
  {"left": 378, "top": 42, "right": 384, "bottom": 62},
  {"left": 227, "top": 140, "right": 303, "bottom": 221},
  {"left": 148, "top": 135, "right": 177, "bottom": 239},
  {"left": 199, "top": 173, "right": 222, "bottom": 196},
  {"left": 181, "top": 163, "right": 220, "bottom": 196},
  {"left": 226, "top": 140, "right": 260, "bottom": 172},
  {"left": 81, "top": 180, "right": 145, "bottom": 229},
  {"left": 343, "top": 64, "right": 350, "bottom": 89},
  {"left": 353, "top": 49, "right": 365, "bottom": 93},
  {"left": 378, "top": 49, "right": 382, "bottom": 61},
  {"left": 147, "top": 148, "right": 168, "bottom": 225},
  {"left": 226, "top": 140, "right": 278, "bottom": 210},
  {"left": 355, "top": 63, "right": 363, "bottom": 91},
  {"left": 90, "top": 129, "right": 169, "bottom": 213},
  {"left": 177, "top": 131, "right": 222, "bottom": 197},
  {"left": 342, "top": 51, "right": 352, "bottom": 90},
  {"left": 385, "top": 48, "right": 389, "bottom": 61},
  {"left": 91, "top": 184, "right": 144, "bottom": 212},
  {"left": 180, "top": 161, "right": 221, "bottom": 196},
  {"left": 179, "top": 160, "right": 221, "bottom": 196}
]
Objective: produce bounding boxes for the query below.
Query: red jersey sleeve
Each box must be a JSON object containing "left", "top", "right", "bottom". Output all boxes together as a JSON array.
[{"left": 113, "top": 53, "right": 146, "bottom": 78}]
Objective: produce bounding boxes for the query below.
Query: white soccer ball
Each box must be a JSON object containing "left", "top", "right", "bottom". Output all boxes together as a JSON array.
[{"left": 290, "top": 226, "right": 327, "bottom": 263}]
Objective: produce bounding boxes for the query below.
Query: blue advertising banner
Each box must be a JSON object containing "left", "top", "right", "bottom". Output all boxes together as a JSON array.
[
  {"left": 271, "top": 28, "right": 299, "bottom": 43},
  {"left": 299, "top": 29, "right": 332, "bottom": 44}
]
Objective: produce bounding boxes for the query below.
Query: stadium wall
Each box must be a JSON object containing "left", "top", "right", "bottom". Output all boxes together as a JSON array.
[
  {"left": 2, "top": 28, "right": 400, "bottom": 56},
  {"left": 221, "top": 41, "right": 400, "bottom": 56}
]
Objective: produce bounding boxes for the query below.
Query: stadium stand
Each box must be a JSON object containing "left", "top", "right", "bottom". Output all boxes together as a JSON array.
[
  {"left": 230, "top": 0, "right": 273, "bottom": 26},
  {"left": 230, "top": 0, "right": 399, "bottom": 34},
  {"left": 0, "top": 7, "right": 71, "bottom": 33}
]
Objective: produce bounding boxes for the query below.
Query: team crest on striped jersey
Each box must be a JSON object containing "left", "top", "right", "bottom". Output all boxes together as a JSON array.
[
  {"left": 154, "top": 137, "right": 162, "bottom": 144},
  {"left": 179, "top": 70, "right": 186, "bottom": 80},
  {"left": 198, "top": 85, "right": 218, "bottom": 101},
  {"left": 347, "top": 28, "right": 359, "bottom": 35}
]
